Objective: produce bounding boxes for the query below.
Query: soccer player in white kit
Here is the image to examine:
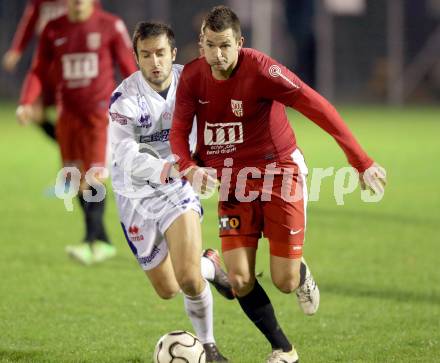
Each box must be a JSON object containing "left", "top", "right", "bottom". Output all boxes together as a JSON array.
[{"left": 109, "top": 22, "right": 230, "bottom": 362}]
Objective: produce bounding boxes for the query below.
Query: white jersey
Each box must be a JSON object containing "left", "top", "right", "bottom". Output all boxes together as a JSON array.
[
  {"left": 109, "top": 66, "right": 196, "bottom": 197},
  {"left": 109, "top": 66, "right": 202, "bottom": 271}
]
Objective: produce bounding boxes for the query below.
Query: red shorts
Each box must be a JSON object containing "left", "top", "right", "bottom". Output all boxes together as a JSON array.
[
  {"left": 56, "top": 109, "right": 108, "bottom": 176},
  {"left": 219, "top": 160, "right": 308, "bottom": 259}
]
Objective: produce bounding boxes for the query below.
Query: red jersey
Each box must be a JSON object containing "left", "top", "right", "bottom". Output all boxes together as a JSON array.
[
  {"left": 170, "top": 48, "right": 373, "bottom": 174},
  {"left": 19, "top": 8, "right": 137, "bottom": 115}
]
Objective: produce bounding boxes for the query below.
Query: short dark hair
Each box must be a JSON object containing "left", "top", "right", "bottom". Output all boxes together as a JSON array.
[
  {"left": 132, "top": 21, "right": 176, "bottom": 56},
  {"left": 203, "top": 5, "right": 241, "bottom": 39}
]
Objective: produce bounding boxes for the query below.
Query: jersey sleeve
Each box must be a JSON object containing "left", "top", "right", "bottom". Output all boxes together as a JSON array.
[
  {"left": 109, "top": 89, "right": 171, "bottom": 186},
  {"left": 9, "top": 0, "right": 39, "bottom": 54},
  {"left": 170, "top": 69, "right": 198, "bottom": 172},
  {"left": 19, "top": 22, "right": 52, "bottom": 105},
  {"left": 257, "top": 54, "right": 373, "bottom": 172},
  {"left": 289, "top": 82, "right": 373, "bottom": 172},
  {"left": 110, "top": 18, "right": 137, "bottom": 78},
  {"left": 256, "top": 53, "right": 303, "bottom": 106}
]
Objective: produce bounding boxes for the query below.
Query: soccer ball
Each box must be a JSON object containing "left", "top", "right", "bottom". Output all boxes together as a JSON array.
[{"left": 153, "top": 330, "right": 206, "bottom": 363}]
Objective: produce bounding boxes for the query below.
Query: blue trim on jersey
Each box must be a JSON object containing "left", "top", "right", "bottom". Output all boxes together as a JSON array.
[{"left": 109, "top": 92, "right": 122, "bottom": 108}]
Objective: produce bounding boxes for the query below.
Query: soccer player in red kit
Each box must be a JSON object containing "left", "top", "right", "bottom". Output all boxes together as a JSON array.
[
  {"left": 4, "top": 0, "right": 100, "bottom": 139},
  {"left": 17, "top": 0, "right": 137, "bottom": 265},
  {"left": 3, "top": 0, "right": 68, "bottom": 139},
  {"left": 170, "top": 6, "right": 386, "bottom": 363}
]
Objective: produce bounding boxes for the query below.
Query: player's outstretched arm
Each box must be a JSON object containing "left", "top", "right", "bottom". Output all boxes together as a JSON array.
[
  {"left": 18, "top": 22, "right": 54, "bottom": 110},
  {"left": 290, "top": 82, "right": 374, "bottom": 172},
  {"left": 6, "top": 1, "right": 40, "bottom": 72},
  {"left": 257, "top": 54, "right": 374, "bottom": 173},
  {"left": 287, "top": 80, "right": 388, "bottom": 195}
]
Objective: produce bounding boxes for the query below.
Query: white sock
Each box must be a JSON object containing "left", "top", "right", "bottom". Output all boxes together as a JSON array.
[
  {"left": 184, "top": 280, "right": 215, "bottom": 344},
  {"left": 200, "top": 256, "right": 215, "bottom": 281}
]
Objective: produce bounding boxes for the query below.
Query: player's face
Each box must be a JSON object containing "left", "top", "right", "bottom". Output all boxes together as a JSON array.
[
  {"left": 67, "top": 0, "right": 94, "bottom": 18},
  {"left": 202, "top": 27, "right": 243, "bottom": 78},
  {"left": 136, "top": 34, "right": 176, "bottom": 92}
]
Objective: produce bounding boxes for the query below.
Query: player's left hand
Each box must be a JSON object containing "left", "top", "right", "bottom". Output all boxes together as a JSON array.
[
  {"left": 16, "top": 104, "right": 34, "bottom": 126},
  {"left": 359, "top": 162, "right": 387, "bottom": 195}
]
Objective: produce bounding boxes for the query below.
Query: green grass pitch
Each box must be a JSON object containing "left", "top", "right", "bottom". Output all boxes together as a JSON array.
[{"left": 0, "top": 102, "right": 439, "bottom": 362}]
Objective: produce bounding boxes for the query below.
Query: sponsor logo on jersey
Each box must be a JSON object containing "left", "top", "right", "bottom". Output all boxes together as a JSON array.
[
  {"left": 139, "top": 129, "right": 170, "bottom": 143},
  {"left": 110, "top": 112, "right": 129, "bottom": 125},
  {"left": 128, "top": 225, "right": 139, "bottom": 234},
  {"left": 87, "top": 32, "right": 101, "bottom": 50},
  {"left": 61, "top": 53, "right": 98, "bottom": 81},
  {"left": 268, "top": 64, "right": 300, "bottom": 89},
  {"left": 231, "top": 99, "right": 243, "bottom": 117},
  {"left": 219, "top": 216, "right": 241, "bottom": 230},
  {"left": 204, "top": 122, "right": 243, "bottom": 145},
  {"left": 128, "top": 225, "right": 144, "bottom": 241},
  {"left": 289, "top": 228, "right": 303, "bottom": 235}
]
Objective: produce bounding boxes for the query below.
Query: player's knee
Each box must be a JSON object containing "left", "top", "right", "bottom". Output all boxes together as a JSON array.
[
  {"left": 155, "top": 286, "right": 179, "bottom": 300},
  {"left": 272, "top": 274, "right": 300, "bottom": 294},
  {"left": 176, "top": 273, "right": 203, "bottom": 296},
  {"left": 151, "top": 280, "right": 179, "bottom": 300},
  {"left": 228, "top": 272, "right": 255, "bottom": 296}
]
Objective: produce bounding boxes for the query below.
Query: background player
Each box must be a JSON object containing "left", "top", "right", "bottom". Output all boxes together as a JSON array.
[
  {"left": 16, "top": 0, "right": 137, "bottom": 264},
  {"left": 3, "top": 0, "right": 98, "bottom": 139},
  {"left": 109, "top": 21, "right": 230, "bottom": 362},
  {"left": 170, "top": 5, "right": 386, "bottom": 363}
]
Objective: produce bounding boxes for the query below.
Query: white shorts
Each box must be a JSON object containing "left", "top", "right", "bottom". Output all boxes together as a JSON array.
[{"left": 115, "top": 180, "right": 203, "bottom": 271}]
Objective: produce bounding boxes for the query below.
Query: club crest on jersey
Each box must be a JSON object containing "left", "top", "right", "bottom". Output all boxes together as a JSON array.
[
  {"left": 138, "top": 114, "right": 151, "bottom": 127},
  {"left": 231, "top": 99, "right": 243, "bottom": 117},
  {"left": 87, "top": 32, "right": 101, "bottom": 50},
  {"left": 162, "top": 111, "right": 172, "bottom": 121},
  {"left": 136, "top": 94, "right": 151, "bottom": 127}
]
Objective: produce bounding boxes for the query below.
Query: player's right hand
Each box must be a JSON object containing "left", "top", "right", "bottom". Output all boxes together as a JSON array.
[
  {"left": 16, "top": 105, "right": 34, "bottom": 126},
  {"left": 184, "top": 166, "right": 218, "bottom": 196},
  {"left": 2, "top": 50, "right": 21, "bottom": 73}
]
